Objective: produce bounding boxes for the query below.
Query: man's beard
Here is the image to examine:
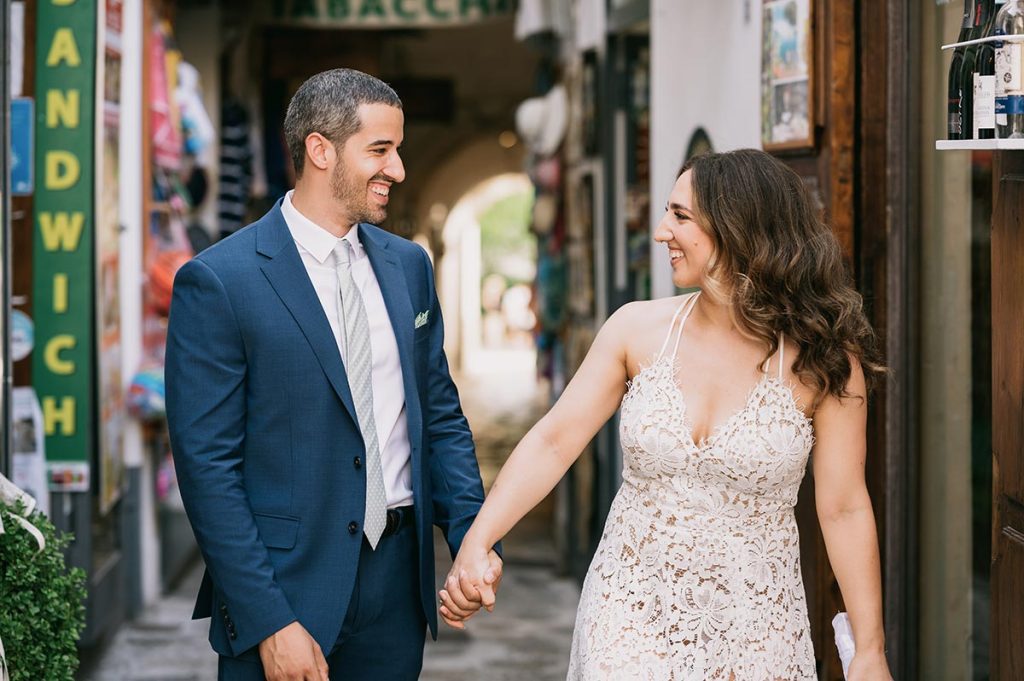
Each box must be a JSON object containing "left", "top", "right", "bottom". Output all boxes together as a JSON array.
[{"left": 330, "top": 163, "right": 387, "bottom": 225}]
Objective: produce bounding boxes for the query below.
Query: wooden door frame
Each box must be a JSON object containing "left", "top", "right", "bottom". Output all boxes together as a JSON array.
[
  {"left": 990, "top": 151, "right": 1024, "bottom": 680},
  {"left": 863, "top": 2, "right": 920, "bottom": 679},
  {"left": 785, "top": 2, "right": 918, "bottom": 678}
]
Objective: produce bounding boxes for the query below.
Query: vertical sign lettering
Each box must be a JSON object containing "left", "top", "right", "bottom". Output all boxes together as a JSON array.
[{"left": 33, "top": 0, "right": 97, "bottom": 491}]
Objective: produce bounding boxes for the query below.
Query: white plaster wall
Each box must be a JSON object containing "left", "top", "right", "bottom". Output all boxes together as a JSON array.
[
  {"left": 118, "top": 0, "right": 160, "bottom": 608},
  {"left": 649, "top": 0, "right": 761, "bottom": 299},
  {"left": 917, "top": 1, "right": 973, "bottom": 677}
]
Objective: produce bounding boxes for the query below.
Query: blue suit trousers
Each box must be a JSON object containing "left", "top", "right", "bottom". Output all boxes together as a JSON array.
[{"left": 217, "top": 520, "right": 427, "bottom": 680}]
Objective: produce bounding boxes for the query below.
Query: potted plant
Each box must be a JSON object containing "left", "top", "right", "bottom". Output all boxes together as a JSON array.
[{"left": 0, "top": 474, "right": 86, "bottom": 681}]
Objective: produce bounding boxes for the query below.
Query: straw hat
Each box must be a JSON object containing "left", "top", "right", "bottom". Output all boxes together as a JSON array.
[{"left": 516, "top": 84, "right": 569, "bottom": 157}]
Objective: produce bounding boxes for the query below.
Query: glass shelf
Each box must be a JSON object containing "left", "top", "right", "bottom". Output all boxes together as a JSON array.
[
  {"left": 936, "top": 139, "right": 1024, "bottom": 150},
  {"left": 942, "top": 34, "right": 1024, "bottom": 50}
]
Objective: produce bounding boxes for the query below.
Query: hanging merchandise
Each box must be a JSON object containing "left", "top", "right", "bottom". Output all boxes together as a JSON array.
[
  {"left": 144, "top": 170, "right": 193, "bottom": 317},
  {"left": 532, "top": 193, "right": 558, "bottom": 235},
  {"left": 217, "top": 99, "right": 254, "bottom": 236},
  {"left": 126, "top": 366, "right": 165, "bottom": 421},
  {"left": 147, "top": 250, "right": 192, "bottom": 316},
  {"left": 175, "top": 61, "right": 216, "bottom": 162},
  {"left": 515, "top": 84, "right": 569, "bottom": 157},
  {"left": 534, "top": 155, "right": 562, "bottom": 191},
  {"left": 150, "top": 21, "right": 182, "bottom": 169}
]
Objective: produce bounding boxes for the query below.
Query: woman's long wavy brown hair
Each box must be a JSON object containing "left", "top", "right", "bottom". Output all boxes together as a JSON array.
[{"left": 680, "top": 148, "right": 884, "bottom": 404}]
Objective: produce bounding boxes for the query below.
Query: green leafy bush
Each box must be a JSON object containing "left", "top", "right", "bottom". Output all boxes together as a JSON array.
[{"left": 0, "top": 504, "right": 86, "bottom": 681}]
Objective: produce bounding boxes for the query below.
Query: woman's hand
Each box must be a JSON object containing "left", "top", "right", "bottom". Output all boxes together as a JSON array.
[
  {"left": 438, "top": 542, "right": 503, "bottom": 629},
  {"left": 847, "top": 648, "right": 893, "bottom": 681}
]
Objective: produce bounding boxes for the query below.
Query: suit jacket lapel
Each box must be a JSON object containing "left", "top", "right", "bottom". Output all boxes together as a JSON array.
[
  {"left": 359, "top": 225, "right": 424, "bottom": 458},
  {"left": 257, "top": 206, "right": 359, "bottom": 425}
]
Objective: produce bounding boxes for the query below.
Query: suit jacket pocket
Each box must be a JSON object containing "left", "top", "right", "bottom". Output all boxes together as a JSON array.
[{"left": 253, "top": 512, "right": 300, "bottom": 550}]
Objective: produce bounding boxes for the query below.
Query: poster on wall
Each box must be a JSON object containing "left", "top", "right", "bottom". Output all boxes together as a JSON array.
[
  {"left": 10, "top": 2, "right": 25, "bottom": 96},
  {"left": 11, "top": 98, "right": 33, "bottom": 195},
  {"left": 97, "top": 0, "right": 125, "bottom": 513},
  {"left": 12, "top": 388, "right": 50, "bottom": 517},
  {"left": 760, "top": 0, "right": 814, "bottom": 151},
  {"left": 33, "top": 0, "right": 97, "bottom": 491}
]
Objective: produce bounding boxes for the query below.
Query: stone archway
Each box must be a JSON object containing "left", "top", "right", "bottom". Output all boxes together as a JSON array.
[{"left": 404, "top": 135, "right": 530, "bottom": 370}]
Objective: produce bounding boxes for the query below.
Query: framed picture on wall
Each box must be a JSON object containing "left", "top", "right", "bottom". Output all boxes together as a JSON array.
[{"left": 761, "top": 0, "right": 814, "bottom": 151}]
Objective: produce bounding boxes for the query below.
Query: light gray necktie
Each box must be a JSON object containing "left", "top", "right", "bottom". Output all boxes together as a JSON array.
[{"left": 331, "top": 239, "right": 387, "bottom": 549}]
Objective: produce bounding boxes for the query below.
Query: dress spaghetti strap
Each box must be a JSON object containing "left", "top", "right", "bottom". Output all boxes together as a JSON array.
[
  {"left": 778, "top": 332, "right": 786, "bottom": 380},
  {"left": 762, "top": 331, "right": 786, "bottom": 378},
  {"left": 656, "top": 292, "right": 700, "bottom": 363}
]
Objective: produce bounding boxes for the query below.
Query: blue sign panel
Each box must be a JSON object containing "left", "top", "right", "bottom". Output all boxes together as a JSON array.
[{"left": 11, "top": 98, "right": 34, "bottom": 195}]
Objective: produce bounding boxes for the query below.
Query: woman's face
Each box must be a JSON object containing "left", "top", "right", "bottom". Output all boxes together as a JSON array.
[{"left": 653, "top": 170, "right": 716, "bottom": 289}]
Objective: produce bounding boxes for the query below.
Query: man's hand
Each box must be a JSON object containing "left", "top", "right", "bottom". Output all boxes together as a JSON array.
[
  {"left": 438, "top": 547, "right": 503, "bottom": 629},
  {"left": 258, "top": 621, "right": 329, "bottom": 681}
]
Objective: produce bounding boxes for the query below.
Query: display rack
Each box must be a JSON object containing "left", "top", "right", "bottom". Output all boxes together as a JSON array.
[{"left": 937, "top": 34, "right": 1024, "bottom": 151}]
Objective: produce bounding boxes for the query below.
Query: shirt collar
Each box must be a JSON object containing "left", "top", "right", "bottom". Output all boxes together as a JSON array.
[{"left": 282, "top": 190, "right": 364, "bottom": 264}]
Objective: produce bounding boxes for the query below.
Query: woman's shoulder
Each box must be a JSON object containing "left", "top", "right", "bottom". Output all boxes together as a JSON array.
[
  {"left": 600, "top": 294, "right": 697, "bottom": 367},
  {"left": 604, "top": 294, "right": 694, "bottom": 332}
]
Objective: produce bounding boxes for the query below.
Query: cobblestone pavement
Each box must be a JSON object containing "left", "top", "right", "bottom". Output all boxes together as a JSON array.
[{"left": 79, "top": 348, "right": 580, "bottom": 681}]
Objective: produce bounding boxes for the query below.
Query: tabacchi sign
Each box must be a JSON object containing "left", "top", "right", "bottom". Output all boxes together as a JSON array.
[
  {"left": 269, "top": 0, "right": 515, "bottom": 27},
  {"left": 33, "top": 0, "right": 96, "bottom": 492}
]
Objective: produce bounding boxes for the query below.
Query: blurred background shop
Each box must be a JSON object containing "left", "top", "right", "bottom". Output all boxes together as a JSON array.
[{"left": 3, "top": 1, "right": 1024, "bottom": 679}]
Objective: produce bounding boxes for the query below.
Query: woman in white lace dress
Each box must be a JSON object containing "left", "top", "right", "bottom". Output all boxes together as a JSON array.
[{"left": 439, "top": 149, "right": 893, "bottom": 680}]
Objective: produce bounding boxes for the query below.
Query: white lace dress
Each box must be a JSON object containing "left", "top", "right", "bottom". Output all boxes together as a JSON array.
[{"left": 568, "top": 294, "right": 817, "bottom": 680}]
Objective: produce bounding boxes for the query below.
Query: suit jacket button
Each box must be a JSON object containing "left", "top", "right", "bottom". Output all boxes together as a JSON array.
[
  {"left": 353, "top": 456, "right": 362, "bottom": 470},
  {"left": 229, "top": 631, "right": 238, "bottom": 640},
  {"left": 219, "top": 605, "right": 228, "bottom": 614},
  {"left": 348, "top": 521, "right": 359, "bottom": 535}
]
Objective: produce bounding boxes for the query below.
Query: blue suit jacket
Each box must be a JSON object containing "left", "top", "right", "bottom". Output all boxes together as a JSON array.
[{"left": 165, "top": 203, "right": 488, "bottom": 657}]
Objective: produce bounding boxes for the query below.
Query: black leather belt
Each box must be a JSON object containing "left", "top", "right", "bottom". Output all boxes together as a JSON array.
[{"left": 383, "top": 506, "right": 414, "bottom": 537}]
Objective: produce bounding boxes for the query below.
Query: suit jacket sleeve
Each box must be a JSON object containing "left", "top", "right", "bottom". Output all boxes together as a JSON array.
[
  {"left": 418, "top": 248, "right": 500, "bottom": 559},
  {"left": 166, "top": 257, "right": 297, "bottom": 654}
]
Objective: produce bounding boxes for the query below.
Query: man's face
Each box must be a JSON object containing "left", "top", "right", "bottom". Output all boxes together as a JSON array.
[{"left": 330, "top": 103, "right": 406, "bottom": 225}]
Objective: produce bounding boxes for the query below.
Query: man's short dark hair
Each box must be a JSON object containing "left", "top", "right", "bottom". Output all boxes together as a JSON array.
[{"left": 283, "top": 69, "right": 402, "bottom": 178}]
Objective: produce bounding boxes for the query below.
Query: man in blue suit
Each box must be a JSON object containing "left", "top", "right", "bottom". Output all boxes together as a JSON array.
[{"left": 166, "top": 69, "right": 502, "bottom": 681}]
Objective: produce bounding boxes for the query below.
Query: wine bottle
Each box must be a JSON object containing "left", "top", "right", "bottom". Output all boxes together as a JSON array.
[
  {"left": 960, "top": 0, "right": 987, "bottom": 138},
  {"left": 950, "top": 0, "right": 976, "bottom": 139},
  {"left": 995, "top": 0, "right": 1024, "bottom": 138},
  {"left": 977, "top": 0, "right": 1006, "bottom": 138}
]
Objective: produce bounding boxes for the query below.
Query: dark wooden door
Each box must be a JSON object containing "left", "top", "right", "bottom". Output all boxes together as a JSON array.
[
  {"left": 784, "top": 2, "right": 917, "bottom": 678},
  {"left": 990, "top": 151, "right": 1024, "bottom": 680}
]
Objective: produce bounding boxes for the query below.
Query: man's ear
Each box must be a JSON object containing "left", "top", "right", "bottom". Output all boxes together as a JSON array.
[{"left": 304, "top": 132, "right": 333, "bottom": 172}]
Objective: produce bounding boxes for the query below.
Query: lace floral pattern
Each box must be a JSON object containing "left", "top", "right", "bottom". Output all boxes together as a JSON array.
[{"left": 567, "top": 356, "right": 817, "bottom": 680}]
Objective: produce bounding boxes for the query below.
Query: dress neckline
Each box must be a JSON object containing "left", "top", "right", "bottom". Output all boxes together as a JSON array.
[{"left": 636, "top": 355, "right": 812, "bottom": 453}]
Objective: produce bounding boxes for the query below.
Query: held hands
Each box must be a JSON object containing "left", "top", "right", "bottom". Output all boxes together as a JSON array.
[
  {"left": 258, "top": 621, "right": 329, "bottom": 681},
  {"left": 438, "top": 545, "right": 503, "bottom": 629}
]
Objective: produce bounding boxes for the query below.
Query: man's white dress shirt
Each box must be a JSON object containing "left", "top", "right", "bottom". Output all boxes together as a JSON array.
[{"left": 281, "top": 191, "right": 414, "bottom": 509}]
